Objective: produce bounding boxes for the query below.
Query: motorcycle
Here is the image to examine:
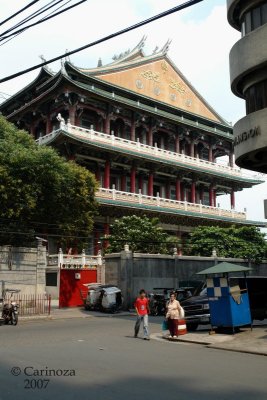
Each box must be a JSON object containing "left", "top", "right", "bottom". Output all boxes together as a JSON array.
[{"left": 1, "top": 289, "right": 20, "bottom": 326}]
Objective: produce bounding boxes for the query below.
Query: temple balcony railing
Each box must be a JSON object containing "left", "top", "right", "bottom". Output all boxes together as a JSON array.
[
  {"left": 96, "top": 187, "right": 246, "bottom": 221},
  {"left": 37, "top": 123, "right": 262, "bottom": 182}
]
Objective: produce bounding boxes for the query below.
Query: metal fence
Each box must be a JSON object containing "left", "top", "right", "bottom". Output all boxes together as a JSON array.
[{"left": 4, "top": 293, "right": 51, "bottom": 316}]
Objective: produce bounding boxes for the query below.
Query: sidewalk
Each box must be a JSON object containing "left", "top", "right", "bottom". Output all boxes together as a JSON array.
[
  {"left": 19, "top": 305, "right": 134, "bottom": 321},
  {"left": 155, "top": 324, "right": 267, "bottom": 356}
]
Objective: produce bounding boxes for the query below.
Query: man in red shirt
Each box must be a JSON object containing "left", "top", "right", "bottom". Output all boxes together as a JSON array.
[{"left": 134, "top": 289, "right": 150, "bottom": 340}]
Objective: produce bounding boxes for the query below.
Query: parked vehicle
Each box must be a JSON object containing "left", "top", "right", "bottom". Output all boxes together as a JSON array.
[
  {"left": 84, "top": 284, "right": 123, "bottom": 313},
  {"left": 148, "top": 287, "right": 196, "bottom": 316},
  {"left": 181, "top": 277, "right": 267, "bottom": 331},
  {"left": 1, "top": 289, "right": 20, "bottom": 326},
  {"left": 148, "top": 288, "right": 172, "bottom": 316}
]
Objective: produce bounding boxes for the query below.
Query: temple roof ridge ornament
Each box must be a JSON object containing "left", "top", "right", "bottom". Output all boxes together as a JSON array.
[
  {"left": 159, "top": 39, "right": 172, "bottom": 55},
  {"left": 60, "top": 59, "right": 68, "bottom": 77}
]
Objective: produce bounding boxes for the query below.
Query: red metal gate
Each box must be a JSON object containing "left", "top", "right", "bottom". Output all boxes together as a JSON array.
[{"left": 59, "top": 269, "right": 97, "bottom": 307}]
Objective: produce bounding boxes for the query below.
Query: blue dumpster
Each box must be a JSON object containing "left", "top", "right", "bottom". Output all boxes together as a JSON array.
[{"left": 197, "top": 262, "right": 252, "bottom": 332}]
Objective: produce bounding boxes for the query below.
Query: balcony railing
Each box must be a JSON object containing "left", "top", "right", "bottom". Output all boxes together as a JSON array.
[
  {"left": 38, "top": 123, "right": 261, "bottom": 181},
  {"left": 96, "top": 187, "right": 246, "bottom": 221}
]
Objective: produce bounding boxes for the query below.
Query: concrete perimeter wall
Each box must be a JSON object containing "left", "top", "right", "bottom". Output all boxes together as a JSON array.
[
  {"left": 104, "top": 251, "right": 267, "bottom": 309},
  {"left": 0, "top": 245, "right": 47, "bottom": 296}
]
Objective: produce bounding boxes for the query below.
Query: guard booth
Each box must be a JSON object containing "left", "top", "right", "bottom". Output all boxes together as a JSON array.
[{"left": 197, "top": 262, "right": 252, "bottom": 333}]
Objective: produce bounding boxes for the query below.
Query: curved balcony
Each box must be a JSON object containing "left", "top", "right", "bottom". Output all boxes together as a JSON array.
[
  {"left": 229, "top": 23, "right": 267, "bottom": 97},
  {"left": 37, "top": 124, "right": 262, "bottom": 184},
  {"left": 96, "top": 188, "right": 246, "bottom": 222},
  {"left": 234, "top": 107, "right": 267, "bottom": 172}
]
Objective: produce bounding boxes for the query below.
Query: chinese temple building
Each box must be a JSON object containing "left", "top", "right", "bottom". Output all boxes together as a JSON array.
[{"left": 0, "top": 37, "right": 264, "bottom": 253}]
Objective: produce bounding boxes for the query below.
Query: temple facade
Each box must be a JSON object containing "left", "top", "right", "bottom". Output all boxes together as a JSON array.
[{"left": 0, "top": 38, "right": 264, "bottom": 253}]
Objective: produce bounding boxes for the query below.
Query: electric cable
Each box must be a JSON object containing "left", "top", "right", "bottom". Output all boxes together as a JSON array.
[
  {"left": 0, "top": 0, "right": 64, "bottom": 38},
  {"left": 0, "top": 0, "right": 86, "bottom": 43},
  {"left": 0, "top": 0, "right": 203, "bottom": 84},
  {"left": 0, "top": 0, "right": 41, "bottom": 27}
]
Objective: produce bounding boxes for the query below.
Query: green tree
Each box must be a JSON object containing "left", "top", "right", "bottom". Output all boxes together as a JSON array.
[
  {"left": 0, "top": 116, "right": 98, "bottom": 247},
  {"left": 186, "top": 225, "right": 267, "bottom": 263},
  {"left": 106, "top": 215, "right": 177, "bottom": 254}
]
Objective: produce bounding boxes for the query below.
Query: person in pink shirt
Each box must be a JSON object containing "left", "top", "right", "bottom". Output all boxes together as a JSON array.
[{"left": 134, "top": 289, "right": 150, "bottom": 340}]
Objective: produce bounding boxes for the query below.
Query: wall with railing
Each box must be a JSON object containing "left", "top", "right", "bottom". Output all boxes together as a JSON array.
[
  {"left": 37, "top": 123, "right": 262, "bottom": 182},
  {"left": 96, "top": 187, "right": 246, "bottom": 221}
]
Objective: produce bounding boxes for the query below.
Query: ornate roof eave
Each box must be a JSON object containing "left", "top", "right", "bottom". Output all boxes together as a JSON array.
[
  {"left": 39, "top": 128, "right": 263, "bottom": 186},
  {"left": 0, "top": 67, "right": 54, "bottom": 111},
  {"left": 66, "top": 56, "right": 228, "bottom": 127},
  {"left": 5, "top": 74, "right": 72, "bottom": 119},
  {"left": 63, "top": 65, "right": 234, "bottom": 139},
  {"left": 5, "top": 65, "right": 233, "bottom": 142}
]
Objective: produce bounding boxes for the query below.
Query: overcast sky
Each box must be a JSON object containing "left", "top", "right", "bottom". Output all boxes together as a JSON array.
[{"left": 0, "top": 0, "right": 266, "bottom": 224}]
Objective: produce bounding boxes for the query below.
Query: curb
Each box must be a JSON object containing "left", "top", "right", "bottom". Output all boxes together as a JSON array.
[
  {"left": 153, "top": 333, "right": 267, "bottom": 356},
  {"left": 18, "top": 311, "right": 135, "bottom": 322},
  {"left": 208, "top": 345, "right": 267, "bottom": 357}
]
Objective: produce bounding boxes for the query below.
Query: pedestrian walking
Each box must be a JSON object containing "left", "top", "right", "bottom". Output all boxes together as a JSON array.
[
  {"left": 134, "top": 289, "right": 150, "bottom": 340},
  {"left": 166, "top": 292, "right": 182, "bottom": 338}
]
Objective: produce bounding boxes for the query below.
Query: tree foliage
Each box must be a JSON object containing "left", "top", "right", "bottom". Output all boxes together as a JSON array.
[
  {"left": 186, "top": 225, "right": 267, "bottom": 263},
  {"left": 106, "top": 215, "right": 178, "bottom": 254},
  {"left": 0, "top": 116, "right": 98, "bottom": 247}
]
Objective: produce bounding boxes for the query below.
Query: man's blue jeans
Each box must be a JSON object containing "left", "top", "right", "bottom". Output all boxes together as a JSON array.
[{"left": 135, "top": 314, "right": 149, "bottom": 338}]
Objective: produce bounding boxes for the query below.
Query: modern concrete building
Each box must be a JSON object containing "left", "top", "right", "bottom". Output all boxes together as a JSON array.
[{"left": 227, "top": 0, "right": 267, "bottom": 172}]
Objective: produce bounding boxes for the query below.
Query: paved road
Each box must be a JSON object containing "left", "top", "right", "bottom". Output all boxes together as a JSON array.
[{"left": 0, "top": 316, "right": 266, "bottom": 400}]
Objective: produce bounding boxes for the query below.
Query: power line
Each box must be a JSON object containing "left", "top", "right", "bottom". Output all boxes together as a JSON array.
[
  {"left": 0, "top": 0, "right": 64, "bottom": 38},
  {"left": 0, "top": 1, "right": 74, "bottom": 48},
  {"left": 0, "top": 0, "right": 41, "bottom": 27},
  {"left": 0, "top": 0, "right": 203, "bottom": 84},
  {"left": 0, "top": 0, "right": 86, "bottom": 45}
]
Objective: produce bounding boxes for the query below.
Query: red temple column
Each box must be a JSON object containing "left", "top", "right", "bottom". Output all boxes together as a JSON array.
[
  {"left": 30, "top": 124, "right": 36, "bottom": 138},
  {"left": 148, "top": 172, "right": 154, "bottom": 196},
  {"left": 190, "top": 141, "right": 195, "bottom": 158},
  {"left": 191, "top": 181, "right": 196, "bottom": 204},
  {"left": 104, "top": 160, "right": 110, "bottom": 189},
  {"left": 213, "top": 189, "right": 217, "bottom": 208},
  {"left": 166, "top": 182, "right": 170, "bottom": 199},
  {"left": 230, "top": 189, "right": 235, "bottom": 209},
  {"left": 175, "top": 136, "right": 180, "bottom": 154},
  {"left": 95, "top": 165, "right": 101, "bottom": 182},
  {"left": 130, "top": 164, "right": 136, "bottom": 193},
  {"left": 46, "top": 116, "right": 52, "bottom": 134},
  {"left": 181, "top": 183, "right": 185, "bottom": 202},
  {"left": 175, "top": 178, "right": 181, "bottom": 201},
  {"left": 148, "top": 126, "right": 153, "bottom": 146},
  {"left": 130, "top": 122, "right": 135, "bottom": 142},
  {"left": 209, "top": 184, "right": 214, "bottom": 207},
  {"left": 68, "top": 106, "right": 76, "bottom": 125},
  {"left": 208, "top": 146, "right": 213, "bottom": 162},
  {"left": 104, "top": 114, "right": 110, "bottom": 134}
]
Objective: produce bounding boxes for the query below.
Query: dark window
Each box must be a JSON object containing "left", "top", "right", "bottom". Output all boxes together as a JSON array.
[
  {"left": 46, "top": 272, "right": 57, "bottom": 287},
  {"left": 245, "top": 79, "right": 267, "bottom": 114},
  {"left": 262, "top": 3, "right": 267, "bottom": 24},
  {"left": 252, "top": 7, "right": 261, "bottom": 30},
  {"left": 242, "top": 3, "right": 267, "bottom": 35},
  {"left": 245, "top": 11, "right": 252, "bottom": 33}
]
